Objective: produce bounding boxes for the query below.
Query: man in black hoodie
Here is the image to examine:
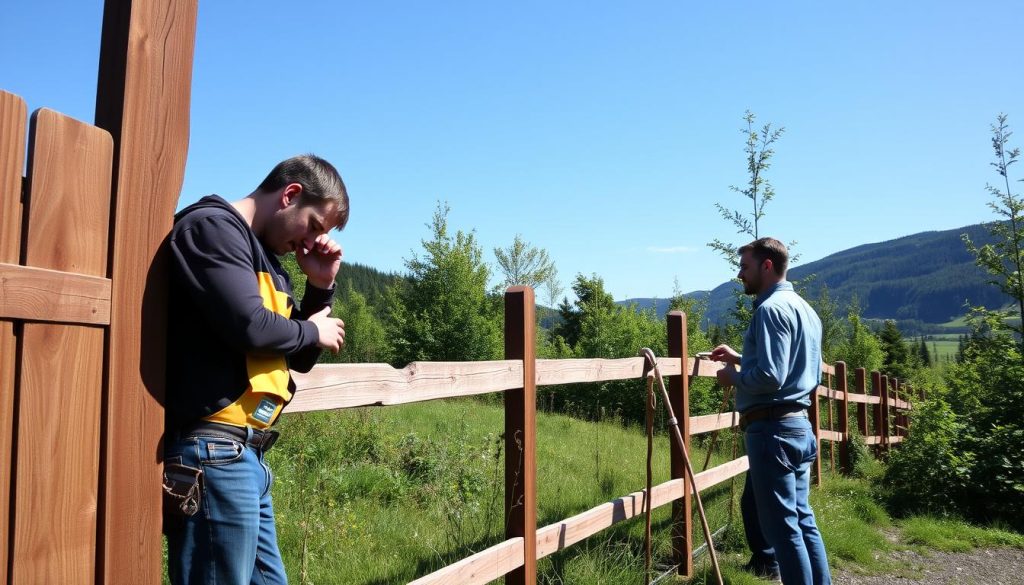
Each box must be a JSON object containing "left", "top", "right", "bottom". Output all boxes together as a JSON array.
[{"left": 163, "top": 154, "right": 348, "bottom": 585}]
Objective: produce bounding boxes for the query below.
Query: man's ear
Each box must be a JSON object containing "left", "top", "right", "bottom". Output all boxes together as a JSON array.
[
  {"left": 280, "top": 183, "right": 304, "bottom": 208},
  {"left": 763, "top": 258, "right": 774, "bottom": 274}
]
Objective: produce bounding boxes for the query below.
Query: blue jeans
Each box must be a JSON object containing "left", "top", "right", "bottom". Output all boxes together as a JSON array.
[
  {"left": 744, "top": 416, "right": 831, "bottom": 585},
  {"left": 165, "top": 431, "right": 287, "bottom": 585},
  {"left": 742, "top": 472, "right": 779, "bottom": 574}
]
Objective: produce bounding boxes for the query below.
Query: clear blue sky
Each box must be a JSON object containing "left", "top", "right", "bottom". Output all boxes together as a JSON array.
[{"left": 3, "top": 1, "right": 1023, "bottom": 302}]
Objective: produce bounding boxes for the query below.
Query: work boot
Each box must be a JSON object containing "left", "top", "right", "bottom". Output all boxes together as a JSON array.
[{"left": 742, "top": 558, "right": 781, "bottom": 581}]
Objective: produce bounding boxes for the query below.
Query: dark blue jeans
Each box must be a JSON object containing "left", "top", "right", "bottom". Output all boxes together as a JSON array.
[
  {"left": 744, "top": 416, "right": 831, "bottom": 585},
  {"left": 742, "top": 471, "right": 779, "bottom": 574},
  {"left": 165, "top": 431, "right": 287, "bottom": 585}
]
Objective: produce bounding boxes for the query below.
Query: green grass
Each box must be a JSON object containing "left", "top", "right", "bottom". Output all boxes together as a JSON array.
[
  {"left": 265, "top": 399, "right": 752, "bottom": 584},
  {"left": 899, "top": 517, "right": 1024, "bottom": 552},
  {"left": 169, "top": 399, "right": 1023, "bottom": 584}
]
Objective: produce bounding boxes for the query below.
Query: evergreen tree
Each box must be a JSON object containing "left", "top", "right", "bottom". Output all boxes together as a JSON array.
[
  {"left": 878, "top": 319, "right": 913, "bottom": 379},
  {"left": 833, "top": 297, "right": 884, "bottom": 377},
  {"left": 493, "top": 234, "right": 556, "bottom": 290},
  {"left": 918, "top": 336, "right": 932, "bottom": 368},
  {"left": 321, "top": 283, "right": 392, "bottom": 364},
  {"left": 384, "top": 202, "right": 501, "bottom": 364}
]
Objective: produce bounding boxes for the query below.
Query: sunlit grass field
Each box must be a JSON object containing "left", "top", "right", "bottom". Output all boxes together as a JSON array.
[{"left": 158, "top": 399, "right": 1022, "bottom": 584}]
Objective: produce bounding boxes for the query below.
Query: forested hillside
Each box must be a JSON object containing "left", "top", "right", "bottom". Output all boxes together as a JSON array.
[{"left": 624, "top": 223, "right": 1004, "bottom": 327}]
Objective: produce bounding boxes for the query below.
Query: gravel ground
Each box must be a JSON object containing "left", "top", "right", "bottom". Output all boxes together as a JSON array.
[{"left": 835, "top": 547, "right": 1024, "bottom": 585}]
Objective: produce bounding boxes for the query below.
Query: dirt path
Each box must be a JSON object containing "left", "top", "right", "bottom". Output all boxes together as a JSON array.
[{"left": 835, "top": 547, "right": 1024, "bottom": 584}]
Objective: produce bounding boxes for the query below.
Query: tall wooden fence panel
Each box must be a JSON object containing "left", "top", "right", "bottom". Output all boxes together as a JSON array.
[
  {"left": 0, "top": 90, "right": 27, "bottom": 585},
  {"left": 0, "top": 1, "right": 197, "bottom": 583}
]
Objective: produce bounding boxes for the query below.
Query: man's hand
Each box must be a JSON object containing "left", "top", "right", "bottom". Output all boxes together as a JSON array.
[
  {"left": 297, "top": 234, "right": 342, "bottom": 289},
  {"left": 308, "top": 306, "right": 345, "bottom": 352},
  {"left": 710, "top": 344, "right": 741, "bottom": 365},
  {"left": 716, "top": 364, "right": 738, "bottom": 387}
]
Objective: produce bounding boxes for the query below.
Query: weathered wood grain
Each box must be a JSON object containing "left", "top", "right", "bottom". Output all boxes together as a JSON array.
[
  {"left": 0, "top": 88, "right": 27, "bottom": 585},
  {"left": 287, "top": 361, "right": 524, "bottom": 412},
  {"left": 690, "top": 412, "right": 739, "bottom": 436},
  {"left": 407, "top": 538, "right": 524, "bottom": 585},
  {"left": 95, "top": 0, "right": 198, "bottom": 581},
  {"left": 13, "top": 108, "right": 112, "bottom": 585},
  {"left": 0, "top": 263, "right": 111, "bottom": 324}
]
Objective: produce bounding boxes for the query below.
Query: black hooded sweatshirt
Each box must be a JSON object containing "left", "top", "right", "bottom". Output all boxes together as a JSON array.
[{"left": 165, "top": 195, "right": 333, "bottom": 431}]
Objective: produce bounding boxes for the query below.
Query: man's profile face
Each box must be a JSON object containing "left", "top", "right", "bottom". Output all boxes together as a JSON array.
[
  {"left": 737, "top": 250, "right": 765, "bottom": 295},
  {"left": 263, "top": 186, "right": 340, "bottom": 256}
]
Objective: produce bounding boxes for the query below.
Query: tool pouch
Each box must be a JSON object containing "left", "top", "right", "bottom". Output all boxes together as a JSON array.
[{"left": 162, "top": 457, "right": 203, "bottom": 517}]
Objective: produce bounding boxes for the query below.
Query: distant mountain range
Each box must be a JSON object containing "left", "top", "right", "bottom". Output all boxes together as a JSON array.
[{"left": 619, "top": 223, "right": 1006, "bottom": 332}]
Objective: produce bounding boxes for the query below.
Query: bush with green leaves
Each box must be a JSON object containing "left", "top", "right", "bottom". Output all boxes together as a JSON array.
[{"left": 883, "top": 399, "right": 974, "bottom": 518}]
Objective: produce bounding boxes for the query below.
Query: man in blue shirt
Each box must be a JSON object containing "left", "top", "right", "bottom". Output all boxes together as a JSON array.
[{"left": 710, "top": 237, "right": 831, "bottom": 585}]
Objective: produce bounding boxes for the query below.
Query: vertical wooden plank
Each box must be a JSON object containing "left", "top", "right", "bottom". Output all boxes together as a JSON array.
[
  {"left": 871, "top": 371, "right": 884, "bottom": 455},
  {"left": 94, "top": 1, "right": 197, "bottom": 582},
  {"left": 666, "top": 312, "right": 692, "bottom": 576},
  {"left": 504, "top": 286, "right": 536, "bottom": 585},
  {"left": 898, "top": 383, "right": 907, "bottom": 438},
  {"left": 880, "top": 376, "right": 891, "bottom": 454},
  {"left": 826, "top": 372, "right": 835, "bottom": 471},
  {"left": 0, "top": 89, "right": 28, "bottom": 585},
  {"left": 836, "top": 362, "right": 850, "bottom": 474},
  {"left": 807, "top": 384, "right": 822, "bottom": 486},
  {"left": 855, "top": 368, "right": 868, "bottom": 438},
  {"left": 12, "top": 108, "right": 113, "bottom": 585}
]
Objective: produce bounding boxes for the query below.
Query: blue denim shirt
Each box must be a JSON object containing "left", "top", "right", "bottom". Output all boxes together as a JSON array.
[{"left": 735, "top": 281, "right": 823, "bottom": 413}]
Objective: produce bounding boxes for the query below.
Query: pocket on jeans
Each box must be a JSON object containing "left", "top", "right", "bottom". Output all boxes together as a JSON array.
[
  {"left": 199, "top": 438, "right": 244, "bottom": 465},
  {"left": 771, "top": 430, "right": 815, "bottom": 472}
]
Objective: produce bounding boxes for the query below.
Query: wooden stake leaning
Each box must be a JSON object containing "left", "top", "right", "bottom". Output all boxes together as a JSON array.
[{"left": 640, "top": 348, "right": 724, "bottom": 585}]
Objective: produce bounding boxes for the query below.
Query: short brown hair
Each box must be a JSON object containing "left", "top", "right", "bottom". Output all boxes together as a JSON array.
[
  {"left": 258, "top": 154, "right": 350, "bottom": 230},
  {"left": 739, "top": 237, "right": 788, "bottom": 276}
]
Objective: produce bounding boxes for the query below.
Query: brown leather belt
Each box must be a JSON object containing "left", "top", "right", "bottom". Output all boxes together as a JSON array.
[
  {"left": 180, "top": 421, "right": 280, "bottom": 453},
  {"left": 739, "top": 404, "right": 807, "bottom": 431}
]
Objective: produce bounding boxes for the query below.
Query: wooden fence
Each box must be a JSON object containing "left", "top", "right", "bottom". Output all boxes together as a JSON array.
[
  {"left": 0, "top": 3, "right": 915, "bottom": 583},
  {"left": 284, "top": 287, "right": 916, "bottom": 585},
  {"left": 0, "top": 1, "right": 197, "bottom": 583}
]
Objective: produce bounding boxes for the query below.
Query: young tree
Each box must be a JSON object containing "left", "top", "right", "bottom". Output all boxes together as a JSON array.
[
  {"left": 708, "top": 111, "right": 801, "bottom": 336},
  {"left": 552, "top": 274, "right": 667, "bottom": 422},
  {"left": 878, "top": 319, "right": 914, "bottom": 379},
  {"left": 962, "top": 113, "right": 1024, "bottom": 343},
  {"left": 833, "top": 297, "right": 884, "bottom": 377},
  {"left": 708, "top": 110, "right": 793, "bottom": 267},
  {"left": 917, "top": 336, "right": 932, "bottom": 368},
  {"left": 320, "top": 283, "right": 392, "bottom": 364},
  {"left": 385, "top": 202, "right": 501, "bottom": 364},
  {"left": 493, "top": 234, "right": 556, "bottom": 290}
]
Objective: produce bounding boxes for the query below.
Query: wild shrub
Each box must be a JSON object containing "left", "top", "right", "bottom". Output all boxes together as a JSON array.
[{"left": 883, "top": 399, "right": 973, "bottom": 518}]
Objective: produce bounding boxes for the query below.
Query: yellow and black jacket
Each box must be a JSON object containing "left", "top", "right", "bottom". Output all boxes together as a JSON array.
[{"left": 165, "top": 195, "right": 333, "bottom": 431}]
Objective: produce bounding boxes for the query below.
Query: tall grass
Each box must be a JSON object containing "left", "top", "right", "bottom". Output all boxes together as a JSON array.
[{"left": 267, "top": 398, "right": 749, "bottom": 584}]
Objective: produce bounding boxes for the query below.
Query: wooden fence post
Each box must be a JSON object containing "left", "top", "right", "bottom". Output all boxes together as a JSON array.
[
  {"left": 855, "top": 368, "right": 868, "bottom": 439},
  {"left": 504, "top": 287, "right": 537, "bottom": 585},
  {"left": 897, "top": 381, "right": 906, "bottom": 439},
  {"left": 880, "top": 375, "right": 891, "bottom": 454},
  {"left": 666, "top": 312, "right": 692, "bottom": 577},
  {"left": 94, "top": 0, "right": 197, "bottom": 582},
  {"left": 836, "top": 362, "right": 850, "bottom": 474},
  {"left": 871, "top": 372, "right": 884, "bottom": 456},
  {"left": 807, "top": 383, "right": 822, "bottom": 486},
  {"left": 826, "top": 371, "right": 835, "bottom": 472}
]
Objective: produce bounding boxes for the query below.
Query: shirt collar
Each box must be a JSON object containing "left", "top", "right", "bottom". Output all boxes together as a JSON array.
[{"left": 754, "top": 281, "right": 793, "bottom": 309}]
